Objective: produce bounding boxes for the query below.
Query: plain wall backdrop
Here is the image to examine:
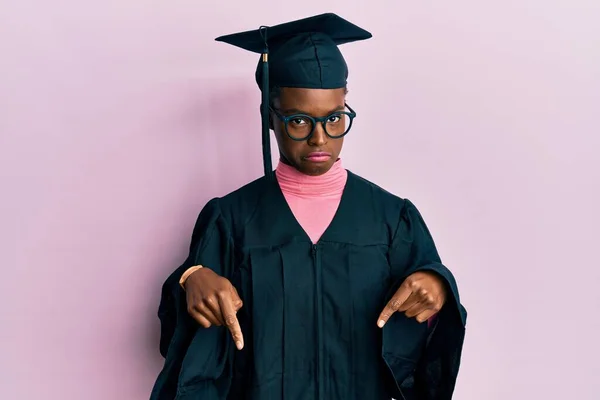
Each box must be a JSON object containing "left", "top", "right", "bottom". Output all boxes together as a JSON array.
[{"left": 1, "top": 1, "right": 599, "bottom": 399}]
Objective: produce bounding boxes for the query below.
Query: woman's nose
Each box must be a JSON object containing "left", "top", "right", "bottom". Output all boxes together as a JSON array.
[{"left": 308, "top": 123, "right": 327, "bottom": 146}]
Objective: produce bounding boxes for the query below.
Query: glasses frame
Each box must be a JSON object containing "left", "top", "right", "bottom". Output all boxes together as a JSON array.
[{"left": 269, "top": 103, "right": 356, "bottom": 141}]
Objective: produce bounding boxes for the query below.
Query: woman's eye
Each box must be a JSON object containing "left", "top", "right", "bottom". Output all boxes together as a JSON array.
[
  {"left": 328, "top": 115, "right": 341, "bottom": 123},
  {"left": 290, "top": 118, "right": 308, "bottom": 126}
]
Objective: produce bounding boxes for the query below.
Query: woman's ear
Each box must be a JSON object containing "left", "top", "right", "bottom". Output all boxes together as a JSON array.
[{"left": 260, "top": 103, "right": 275, "bottom": 130}]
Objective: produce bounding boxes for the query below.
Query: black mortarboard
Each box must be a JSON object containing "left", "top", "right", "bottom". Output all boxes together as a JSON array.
[{"left": 215, "top": 13, "right": 372, "bottom": 179}]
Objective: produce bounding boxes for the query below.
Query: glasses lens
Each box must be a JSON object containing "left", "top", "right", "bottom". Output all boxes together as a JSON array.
[
  {"left": 325, "top": 113, "right": 352, "bottom": 137},
  {"left": 285, "top": 116, "right": 314, "bottom": 140}
]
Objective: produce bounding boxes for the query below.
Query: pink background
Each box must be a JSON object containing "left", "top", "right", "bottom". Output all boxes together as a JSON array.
[{"left": 1, "top": 1, "right": 599, "bottom": 399}]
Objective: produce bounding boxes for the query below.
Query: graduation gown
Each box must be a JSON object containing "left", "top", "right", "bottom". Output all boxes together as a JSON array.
[{"left": 150, "top": 171, "right": 467, "bottom": 400}]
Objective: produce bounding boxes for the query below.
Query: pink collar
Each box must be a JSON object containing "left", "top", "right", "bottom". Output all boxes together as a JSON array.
[{"left": 275, "top": 159, "right": 348, "bottom": 198}]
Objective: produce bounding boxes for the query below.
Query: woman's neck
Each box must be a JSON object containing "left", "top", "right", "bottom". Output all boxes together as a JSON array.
[{"left": 275, "top": 159, "right": 347, "bottom": 198}]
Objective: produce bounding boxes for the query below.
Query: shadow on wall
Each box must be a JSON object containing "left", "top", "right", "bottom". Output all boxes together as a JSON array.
[{"left": 141, "top": 77, "right": 263, "bottom": 377}]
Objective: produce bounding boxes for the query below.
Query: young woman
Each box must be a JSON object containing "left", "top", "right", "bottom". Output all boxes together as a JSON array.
[{"left": 151, "top": 13, "right": 467, "bottom": 400}]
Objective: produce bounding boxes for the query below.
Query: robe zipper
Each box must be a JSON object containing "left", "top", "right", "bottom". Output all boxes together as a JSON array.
[{"left": 312, "top": 244, "right": 324, "bottom": 400}]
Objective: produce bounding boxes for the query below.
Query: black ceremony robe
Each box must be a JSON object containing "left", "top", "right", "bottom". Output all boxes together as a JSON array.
[{"left": 150, "top": 171, "right": 467, "bottom": 400}]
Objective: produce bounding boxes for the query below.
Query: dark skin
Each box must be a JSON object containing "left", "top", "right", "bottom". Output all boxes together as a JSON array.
[
  {"left": 185, "top": 88, "right": 447, "bottom": 350},
  {"left": 270, "top": 87, "right": 346, "bottom": 176}
]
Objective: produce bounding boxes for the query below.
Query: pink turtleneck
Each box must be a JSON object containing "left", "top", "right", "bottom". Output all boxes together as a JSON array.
[{"left": 276, "top": 159, "right": 347, "bottom": 244}]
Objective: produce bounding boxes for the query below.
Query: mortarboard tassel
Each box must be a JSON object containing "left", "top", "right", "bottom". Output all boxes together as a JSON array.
[{"left": 259, "top": 26, "right": 274, "bottom": 180}]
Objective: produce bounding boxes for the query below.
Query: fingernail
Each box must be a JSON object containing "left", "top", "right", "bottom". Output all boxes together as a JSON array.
[
  {"left": 236, "top": 341, "right": 243, "bottom": 350},
  {"left": 378, "top": 320, "right": 385, "bottom": 328}
]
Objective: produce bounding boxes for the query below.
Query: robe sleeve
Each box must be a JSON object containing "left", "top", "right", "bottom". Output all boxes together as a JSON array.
[
  {"left": 150, "top": 198, "right": 235, "bottom": 400},
  {"left": 384, "top": 199, "right": 467, "bottom": 400}
]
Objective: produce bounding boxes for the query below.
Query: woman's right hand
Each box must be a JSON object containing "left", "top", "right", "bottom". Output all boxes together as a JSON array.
[{"left": 184, "top": 268, "right": 244, "bottom": 350}]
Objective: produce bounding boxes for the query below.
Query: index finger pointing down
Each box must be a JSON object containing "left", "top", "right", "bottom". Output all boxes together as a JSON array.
[
  {"left": 377, "top": 282, "right": 413, "bottom": 328},
  {"left": 218, "top": 293, "right": 244, "bottom": 350}
]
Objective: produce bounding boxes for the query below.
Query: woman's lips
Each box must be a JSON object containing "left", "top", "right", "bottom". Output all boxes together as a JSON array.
[{"left": 304, "top": 152, "right": 332, "bottom": 162}]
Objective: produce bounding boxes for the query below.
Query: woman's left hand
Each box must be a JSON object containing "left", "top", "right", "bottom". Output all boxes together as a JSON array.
[{"left": 377, "top": 271, "right": 447, "bottom": 327}]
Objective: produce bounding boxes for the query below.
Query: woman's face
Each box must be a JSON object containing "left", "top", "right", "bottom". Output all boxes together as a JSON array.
[{"left": 271, "top": 87, "right": 347, "bottom": 176}]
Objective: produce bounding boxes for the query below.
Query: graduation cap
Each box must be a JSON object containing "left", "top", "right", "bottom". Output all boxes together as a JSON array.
[{"left": 215, "top": 13, "right": 372, "bottom": 179}]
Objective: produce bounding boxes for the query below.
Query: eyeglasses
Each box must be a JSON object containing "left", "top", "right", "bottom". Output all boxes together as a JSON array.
[{"left": 269, "top": 103, "right": 356, "bottom": 141}]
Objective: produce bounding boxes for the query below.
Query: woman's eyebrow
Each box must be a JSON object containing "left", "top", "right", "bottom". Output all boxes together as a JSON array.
[{"left": 280, "top": 105, "right": 346, "bottom": 115}]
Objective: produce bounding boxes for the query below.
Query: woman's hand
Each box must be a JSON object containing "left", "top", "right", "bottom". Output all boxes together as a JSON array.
[
  {"left": 185, "top": 268, "right": 245, "bottom": 350},
  {"left": 377, "top": 271, "right": 447, "bottom": 327}
]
